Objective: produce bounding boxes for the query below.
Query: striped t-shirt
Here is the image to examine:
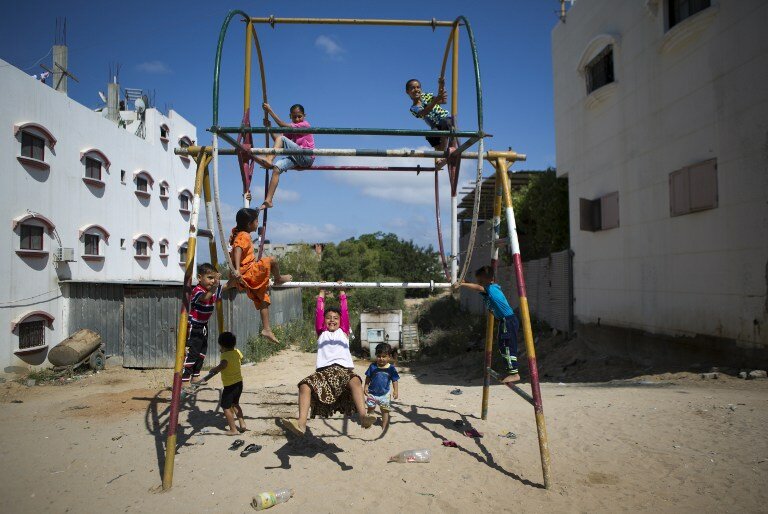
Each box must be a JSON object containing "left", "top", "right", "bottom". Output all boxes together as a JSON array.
[{"left": 188, "top": 284, "right": 222, "bottom": 327}]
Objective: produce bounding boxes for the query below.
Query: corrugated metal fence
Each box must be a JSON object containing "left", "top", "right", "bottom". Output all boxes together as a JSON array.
[
  {"left": 64, "top": 283, "right": 302, "bottom": 368},
  {"left": 459, "top": 221, "right": 573, "bottom": 333}
]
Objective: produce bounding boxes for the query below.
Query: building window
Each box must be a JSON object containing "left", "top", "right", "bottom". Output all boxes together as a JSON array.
[
  {"left": 668, "top": 0, "right": 711, "bottom": 29},
  {"left": 179, "top": 137, "right": 192, "bottom": 149},
  {"left": 160, "top": 242, "right": 168, "bottom": 255},
  {"left": 136, "top": 176, "right": 148, "bottom": 192},
  {"left": 179, "top": 246, "right": 188, "bottom": 264},
  {"left": 21, "top": 132, "right": 45, "bottom": 161},
  {"left": 20, "top": 224, "right": 44, "bottom": 250},
  {"left": 84, "top": 234, "right": 100, "bottom": 256},
  {"left": 19, "top": 320, "right": 46, "bottom": 350},
  {"left": 84, "top": 157, "right": 102, "bottom": 181},
  {"left": 670, "top": 158, "right": 717, "bottom": 217},
  {"left": 160, "top": 125, "right": 169, "bottom": 139},
  {"left": 136, "top": 241, "right": 148, "bottom": 256},
  {"left": 121, "top": 170, "right": 126, "bottom": 183},
  {"left": 180, "top": 195, "right": 189, "bottom": 211},
  {"left": 160, "top": 184, "right": 169, "bottom": 197},
  {"left": 580, "top": 192, "right": 619, "bottom": 232},
  {"left": 585, "top": 46, "right": 614, "bottom": 94}
]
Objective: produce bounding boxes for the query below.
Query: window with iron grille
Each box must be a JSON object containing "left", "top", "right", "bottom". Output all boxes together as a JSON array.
[
  {"left": 84, "top": 234, "right": 100, "bottom": 255},
  {"left": 19, "top": 320, "right": 46, "bottom": 349},
  {"left": 668, "top": 0, "right": 711, "bottom": 29},
  {"left": 85, "top": 157, "right": 102, "bottom": 180},
  {"left": 136, "top": 241, "right": 148, "bottom": 256},
  {"left": 21, "top": 132, "right": 45, "bottom": 160},
  {"left": 585, "top": 46, "right": 614, "bottom": 94},
  {"left": 136, "top": 176, "right": 148, "bottom": 192},
  {"left": 180, "top": 195, "right": 189, "bottom": 211},
  {"left": 20, "top": 224, "right": 44, "bottom": 250}
]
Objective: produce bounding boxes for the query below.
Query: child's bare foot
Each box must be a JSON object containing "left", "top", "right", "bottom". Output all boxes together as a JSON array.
[
  {"left": 274, "top": 274, "right": 292, "bottom": 285},
  {"left": 260, "top": 329, "right": 279, "bottom": 344},
  {"left": 279, "top": 418, "right": 306, "bottom": 437},
  {"left": 259, "top": 200, "right": 272, "bottom": 210},
  {"left": 224, "top": 429, "right": 240, "bottom": 436},
  {"left": 434, "top": 158, "right": 447, "bottom": 170},
  {"left": 360, "top": 414, "right": 376, "bottom": 429},
  {"left": 239, "top": 426, "right": 249, "bottom": 433},
  {"left": 254, "top": 156, "right": 272, "bottom": 169},
  {"left": 501, "top": 373, "right": 521, "bottom": 384}
]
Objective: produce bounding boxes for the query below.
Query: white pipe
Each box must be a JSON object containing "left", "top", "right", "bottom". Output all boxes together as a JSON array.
[
  {"left": 211, "top": 134, "right": 235, "bottom": 272},
  {"left": 272, "top": 281, "right": 452, "bottom": 289},
  {"left": 177, "top": 146, "right": 526, "bottom": 161},
  {"left": 450, "top": 195, "right": 458, "bottom": 283},
  {"left": 456, "top": 137, "right": 484, "bottom": 285}
]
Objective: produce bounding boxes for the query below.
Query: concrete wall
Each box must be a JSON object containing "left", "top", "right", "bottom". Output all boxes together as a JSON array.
[
  {"left": 552, "top": 1, "right": 768, "bottom": 350},
  {"left": 0, "top": 58, "right": 197, "bottom": 371}
]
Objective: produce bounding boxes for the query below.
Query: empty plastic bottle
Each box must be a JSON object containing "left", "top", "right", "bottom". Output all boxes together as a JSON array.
[
  {"left": 388, "top": 448, "right": 431, "bottom": 463},
  {"left": 251, "top": 488, "right": 294, "bottom": 510}
]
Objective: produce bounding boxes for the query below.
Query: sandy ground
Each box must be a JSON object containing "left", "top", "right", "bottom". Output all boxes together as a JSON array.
[{"left": 1, "top": 348, "right": 767, "bottom": 514}]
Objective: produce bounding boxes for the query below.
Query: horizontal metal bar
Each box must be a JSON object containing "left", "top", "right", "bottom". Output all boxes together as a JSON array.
[
  {"left": 487, "top": 368, "right": 535, "bottom": 406},
  {"left": 250, "top": 17, "right": 457, "bottom": 27},
  {"left": 178, "top": 146, "right": 526, "bottom": 162},
  {"left": 272, "top": 281, "right": 453, "bottom": 289},
  {"left": 212, "top": 125, "right": 485, "bottom": 138},
  {"left": 297, "top": 165, "right": 437, "bottom": 172}
]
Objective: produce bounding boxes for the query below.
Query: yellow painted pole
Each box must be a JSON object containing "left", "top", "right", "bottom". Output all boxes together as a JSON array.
[
  {"left": 162, "top": 152, "right": 209, "bottom": 490},
  {"left": 244, "top": 21, "right": 253, "bottom": 112},
  {"left": 497, "top": 157, "right": 552, "bottom": 489},
  {"left": 481, "top": 162, "right": 504, "bottom": 419},
  {"left": 202, "top": 163, "right": 224, "bottom": 334},
  {"left": 451, "top": 22, "right": 459, "bottom": 122}
]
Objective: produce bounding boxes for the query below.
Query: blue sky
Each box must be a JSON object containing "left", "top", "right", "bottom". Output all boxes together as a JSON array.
[{"left": 1, "top": 1, "right": 560, "bottom": 249}]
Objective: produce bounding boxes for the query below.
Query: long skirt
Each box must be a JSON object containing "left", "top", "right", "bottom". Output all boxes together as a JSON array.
[{"left": 299, "top": 364, "right": 361, "bottom": 418}]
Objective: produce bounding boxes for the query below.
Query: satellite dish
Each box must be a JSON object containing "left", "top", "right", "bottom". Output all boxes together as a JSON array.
[
  {"left": 98, "top": 91, "right": 107, "bottom": 103},
  {"left": 134, "top": 97, "right": 145, "bottom": 113}
]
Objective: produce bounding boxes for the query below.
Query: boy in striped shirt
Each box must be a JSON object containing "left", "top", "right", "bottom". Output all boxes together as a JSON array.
[{"left": 183, "top": 263, "right": 222, "bottom": 384}]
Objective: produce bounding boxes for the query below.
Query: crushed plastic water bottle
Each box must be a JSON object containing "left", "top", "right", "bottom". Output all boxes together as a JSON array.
[
  {"left": 388, "top": 449, "right": 431, "bottom": 463},
  {"left": 251, "top": 488, "right": 294, "bottom": 510}
]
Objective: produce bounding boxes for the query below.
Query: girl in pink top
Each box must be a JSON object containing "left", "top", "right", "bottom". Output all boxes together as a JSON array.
[{"left": 256, "top": 103, "right": 315, "bottom": 209}]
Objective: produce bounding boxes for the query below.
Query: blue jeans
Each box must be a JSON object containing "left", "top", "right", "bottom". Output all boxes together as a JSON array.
[
  {"left": 498, "top": 316, "right": 519, "bottom": 374},
  {"left": 273, "top": 136, "right": 314, "bottom": 173}
]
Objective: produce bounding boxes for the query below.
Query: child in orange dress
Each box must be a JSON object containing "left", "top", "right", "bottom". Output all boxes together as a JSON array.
[{"left": 228, "top": 208, "right": 292, "bottom": 343}]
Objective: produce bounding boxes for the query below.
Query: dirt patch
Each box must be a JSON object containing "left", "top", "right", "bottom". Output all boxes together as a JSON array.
[{"left": 62, "top": 388, "right": 164, "bottom": 419}]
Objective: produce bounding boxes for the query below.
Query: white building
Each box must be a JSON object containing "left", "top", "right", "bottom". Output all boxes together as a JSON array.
[
  {"left": 552, "top": 1, "right": 768, "bottom": 359},
  {"left": 0, "top": 56, "right": 197, "bottom": 372}
]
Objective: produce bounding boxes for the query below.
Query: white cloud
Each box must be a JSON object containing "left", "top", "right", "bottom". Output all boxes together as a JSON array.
[
  {"left": 323, "top": 149, "right": 484, "bottom": 206},
  {"left": 276, "top": 188, "right": 300, "bottom": 203},
  {"left": 135, "top": 60, "right": 172, "bottom": 74},
  {"left": 267, "top": 221, "right": 342, "bottom": 243},
  {"left": 315, "top": 35, "right": 345, "bottom": 59}
]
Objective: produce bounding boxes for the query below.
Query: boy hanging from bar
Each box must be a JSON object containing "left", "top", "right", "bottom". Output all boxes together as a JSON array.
[{"left": 456, "top": 265, "right": 521, "bottom": 383}]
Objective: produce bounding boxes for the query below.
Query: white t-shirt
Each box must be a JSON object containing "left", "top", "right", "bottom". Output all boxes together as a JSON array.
[{"left": 316, "top": 328, "right": 354, "bottom": 369}]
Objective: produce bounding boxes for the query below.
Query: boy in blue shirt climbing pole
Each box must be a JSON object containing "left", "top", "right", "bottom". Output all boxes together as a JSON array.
[{"left": 458, "top": 266, "right": 520, "bottom": 383}]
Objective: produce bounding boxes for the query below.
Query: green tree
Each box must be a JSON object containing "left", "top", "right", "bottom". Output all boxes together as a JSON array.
[
  {"left": 509, "top": 169, "right": 569, "bottom": 260},
  {"left": 279, "top": 245, "right": 321, "bottom": 282}
]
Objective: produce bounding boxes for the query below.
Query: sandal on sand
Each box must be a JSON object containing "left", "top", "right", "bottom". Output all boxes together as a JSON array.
[
  {"left": 278, "top": 418, "right": 305, "bottom": 437},
  {"left": 442, "top": 440, "right": 458, "bottom": 447},
  {"left": 464, "top": 428, "right": 484, "bottom": 438},
  {"left": 360, "top": 414, "right": 376, "bottom": 429},
  {"left": 229, "top": 439, "right": 245, "bottom": 451},
  {"left": 240, "top": 443, "right": 262, "bottom": 457}
]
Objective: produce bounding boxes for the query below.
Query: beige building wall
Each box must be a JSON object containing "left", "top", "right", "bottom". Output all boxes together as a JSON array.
[{"left": 552, "top": 1, "right": 768, "bottom": 348}]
